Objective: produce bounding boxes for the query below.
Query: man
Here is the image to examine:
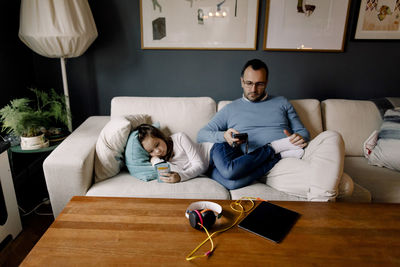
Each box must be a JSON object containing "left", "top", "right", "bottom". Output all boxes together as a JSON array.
[{"left": 198, "top": 59, "right": 353, "bottom": 201}]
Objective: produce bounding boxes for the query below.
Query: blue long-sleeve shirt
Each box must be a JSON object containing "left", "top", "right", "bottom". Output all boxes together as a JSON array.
[{"left": 197, "top": 95, "right": 310, "bottom": 153}]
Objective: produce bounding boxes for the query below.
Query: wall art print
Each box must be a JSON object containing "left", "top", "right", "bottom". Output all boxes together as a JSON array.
[
  {"left": 140, "top": 0, "right": 259, "bottom": 49},
  {"left": 355, "top": 0, "right": 400, "bottom": 39},
  {"left": 263, "top": 0, "right": 351, "bottom": 52}
]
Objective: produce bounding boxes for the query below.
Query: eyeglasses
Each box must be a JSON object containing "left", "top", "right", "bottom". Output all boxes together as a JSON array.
[{"left": 242, "top": 80, "right": 266, "bottom": 89}]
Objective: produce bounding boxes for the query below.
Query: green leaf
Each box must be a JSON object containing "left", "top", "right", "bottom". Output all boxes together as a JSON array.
[{"left": 0, "top": 88, "right": 69, "bottom": 136}]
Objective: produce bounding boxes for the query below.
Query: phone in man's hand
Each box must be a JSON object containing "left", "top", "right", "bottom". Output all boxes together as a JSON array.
[
  {"left": 232, "top": 133, "right": 248, "bottom": 140},
  {"left": 232, "top": 133, "right": 248, "bottom": 150}
]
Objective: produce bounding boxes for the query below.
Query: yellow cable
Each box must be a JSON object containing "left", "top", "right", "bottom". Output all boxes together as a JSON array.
[
  {"left": 185, "top": 197, "right": 261, "bottom": 261},
  {"left": 185, "top": 223, "right": 214, "bottom": 261}
]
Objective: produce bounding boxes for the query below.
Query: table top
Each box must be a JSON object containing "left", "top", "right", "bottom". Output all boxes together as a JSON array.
[
  {"left": 9, "top": 143, "right": 59, "bottom": 154},
  {"left": 9, "top": 134, "right": 67, "bottom": 154},
  {"left": 21, "top": 197, "right": 400, "bottom": 266}
]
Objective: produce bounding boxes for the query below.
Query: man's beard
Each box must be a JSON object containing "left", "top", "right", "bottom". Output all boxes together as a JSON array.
[{"left": 246, "top": 91, "right": 267, "bottom": 102}]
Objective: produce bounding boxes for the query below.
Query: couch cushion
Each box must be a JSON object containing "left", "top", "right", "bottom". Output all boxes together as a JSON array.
[
  {"left": 290, "top": 99, "right": 323, "bottom": 139},
  {"left": 231, "top": 175, "right": 370, "bottom": 203},
  {"left": 87, "top": 172, "right": 230, "bottom": 199},
  {"left": 111, "top": 97, "right": 216, "bottom": 142},
  {"left": 94, "top": 115, "right": 150, "bottom": 183},
  {"left": 322, "top": 100, "right": 382, "bottom": 156},
  {"left": 218, "top": 99, "right": 322, "bottom": 139},
  {"left": 230, "top": 182, "right": 306, "bottom": 201},
  {"left": 336, "top": 182, "right": 371, "bottom": 203},
  {"left": 344, "top": 156, "right": 400, "bottom": 203}
]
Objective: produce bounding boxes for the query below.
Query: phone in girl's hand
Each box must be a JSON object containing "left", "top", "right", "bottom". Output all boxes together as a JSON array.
[{"left": 155, "top": 162, "right": 170, "bottom": 183}]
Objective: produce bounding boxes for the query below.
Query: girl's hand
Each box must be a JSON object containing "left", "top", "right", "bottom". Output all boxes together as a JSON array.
[{"left": 159, "top": 172, "right": 181, "bottom": 183}]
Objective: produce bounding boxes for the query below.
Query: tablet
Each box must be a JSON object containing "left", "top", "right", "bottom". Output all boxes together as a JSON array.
[{"left": 238, "top": 201, "right": 300, "bottom": 243}]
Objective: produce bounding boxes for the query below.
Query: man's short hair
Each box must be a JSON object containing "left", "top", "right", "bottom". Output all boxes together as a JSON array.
[{"left": 241, "top": 59, "right": 269, "bottom": 79}]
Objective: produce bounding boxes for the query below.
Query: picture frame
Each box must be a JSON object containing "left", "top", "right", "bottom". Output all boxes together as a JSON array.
[
  {"left": 263, "top": 0, "right": 351, "bottom": 52},
  {"left": 355, "top": 0, "right": 400, "bottom": 39},
  {"left": 140, "top": 0, "right": 259, "bottom": 50}
]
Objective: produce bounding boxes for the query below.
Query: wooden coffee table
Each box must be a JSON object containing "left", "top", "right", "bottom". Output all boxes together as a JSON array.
[{"left": 21, "top": 196, "right": 400, "bottom": 266}]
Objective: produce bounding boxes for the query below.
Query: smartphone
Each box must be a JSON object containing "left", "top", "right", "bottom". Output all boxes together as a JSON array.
[
  {"left": 232, "top": 133, "right": 248, "bottom": 140},
  {"left": 154, "top": 162, "right": 170, "bottom": 183},
  {"left": 232, "top": 133, "right": 248, "bottom": 149}
]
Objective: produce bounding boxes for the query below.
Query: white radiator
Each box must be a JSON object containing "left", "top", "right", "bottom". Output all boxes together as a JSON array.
[{"left": 0, "top": 143, "right": 22, "bottom": 246}]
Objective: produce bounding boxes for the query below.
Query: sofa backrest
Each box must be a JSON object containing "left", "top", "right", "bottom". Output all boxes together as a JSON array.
[
  {"left": 111, "top": 97, "right": 216, "bottom": 141},
  {"left": 218, "top": 99, "right": 323, "bottom": 139},
  {"left": 322, "top": 99, "right": 382, "bottom": 156},
  {"left": 387, "top": 97, "right": 400, "bottom": 107}
]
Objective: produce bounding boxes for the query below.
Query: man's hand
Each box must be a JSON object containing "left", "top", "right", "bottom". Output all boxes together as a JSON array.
[
  {"left": 224, "top": 128, "right": 245, "bottom": 146},
  {"left": 283, "top": 129, "right": 307, "bottom": 148}
]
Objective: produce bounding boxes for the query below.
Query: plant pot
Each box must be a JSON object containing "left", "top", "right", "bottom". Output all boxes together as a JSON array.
[{"left": 20, "top": 134, "right": 49, "bottom": 150}]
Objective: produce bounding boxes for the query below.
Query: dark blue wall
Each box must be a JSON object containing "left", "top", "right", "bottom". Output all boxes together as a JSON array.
[
  {"left": 0, "top": 1, "right": 34, "bottom": 109},
  {"left": 4, "top": 0, "right": 400, "bottom": 129}
]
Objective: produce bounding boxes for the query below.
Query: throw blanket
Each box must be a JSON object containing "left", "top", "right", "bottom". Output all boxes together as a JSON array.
[
  {"left": 364, "top": 107, "right": 400, "bottom": 171},
  {"left": 371, "top": 97, "right": 394, "bottom": 118},
  {"left": 378, "top": 108, "right": 400, "bottom": 140}
]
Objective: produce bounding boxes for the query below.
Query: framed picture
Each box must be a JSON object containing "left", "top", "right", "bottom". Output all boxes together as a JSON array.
[
  {"left": 355, "top": 0, "right": 400, "bottom": 39},
  {"left": 263, "top": 0, "right": 351, "bottom": 52},
  {"left": 140, "top": 0, "right": 259, "bottom": 50}
]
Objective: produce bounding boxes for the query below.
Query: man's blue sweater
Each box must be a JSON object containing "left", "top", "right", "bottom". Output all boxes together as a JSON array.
[{"left": 197, "top": 95, "right": 310, "bottom": 153}]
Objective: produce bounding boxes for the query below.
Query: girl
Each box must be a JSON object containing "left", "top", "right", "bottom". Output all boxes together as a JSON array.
[
  {"left": 136, "top": 124, "right": 212, "bottom": 183},
  {"left": 136, "top": 124, "right": 304, "bottom": 189}
]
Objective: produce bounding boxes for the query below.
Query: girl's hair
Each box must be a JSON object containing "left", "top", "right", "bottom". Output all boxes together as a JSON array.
[{"left": 136, "top": 124, "right": 174, "bottom": 161}]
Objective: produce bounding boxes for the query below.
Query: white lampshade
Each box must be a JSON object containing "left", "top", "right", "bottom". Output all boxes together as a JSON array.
[
  {"left": 18, "top": 0, "right": 98, "bottom": 58},
  {"left": 18, "top": 0, "right": 98, "bottom": 131}
]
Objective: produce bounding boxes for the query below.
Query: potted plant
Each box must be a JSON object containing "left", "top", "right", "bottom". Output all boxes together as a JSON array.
[{"left": 0, "top": 88, "right": 69, "bottom": 150}]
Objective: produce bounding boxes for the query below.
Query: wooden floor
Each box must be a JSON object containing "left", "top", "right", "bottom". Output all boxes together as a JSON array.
[{"left": 0, "top": 204, "right": 54, "bottom": 266}]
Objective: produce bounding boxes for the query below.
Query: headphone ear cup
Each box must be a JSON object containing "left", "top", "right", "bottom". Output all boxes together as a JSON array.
[
  {"left": 201, "top": 210, "right": 216, "bottom": 229},
  {"left": 188, "top": 210, "right": 217, "bottom": 230},
  {"left": 189, "top": 210, "right": 202, "bottom": 230}
]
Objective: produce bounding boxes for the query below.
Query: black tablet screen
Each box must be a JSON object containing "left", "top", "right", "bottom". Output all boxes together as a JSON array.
[{"left": 238, "top": 201, "right": 300, "bottom": 243}]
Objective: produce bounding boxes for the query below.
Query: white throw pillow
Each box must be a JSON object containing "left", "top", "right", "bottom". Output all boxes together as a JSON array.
[{"left": 94, "top": 114, "right": 150, "bottom": 182}]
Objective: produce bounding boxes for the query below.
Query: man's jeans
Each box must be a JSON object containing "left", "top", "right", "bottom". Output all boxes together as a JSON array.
[{"left": 207, "top": 143, "right": 280, "bottom": 190}]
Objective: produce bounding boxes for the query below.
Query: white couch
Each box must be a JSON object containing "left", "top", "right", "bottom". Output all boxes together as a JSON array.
[{"left": 43, "top": 97, "right": 400, "bottom": 218}]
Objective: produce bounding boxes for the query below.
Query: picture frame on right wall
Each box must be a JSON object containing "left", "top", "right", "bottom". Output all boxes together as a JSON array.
[
  {"left": 263, "top": 0, "right": 351, "bottom": 52},
  {"left": 355, "top": 0, "right": 400, "bottom": 39}
]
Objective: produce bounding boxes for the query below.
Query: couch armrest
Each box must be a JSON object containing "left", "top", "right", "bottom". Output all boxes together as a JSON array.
[{"left": 43, "top": 116, "right": 110, "bottom": 218}]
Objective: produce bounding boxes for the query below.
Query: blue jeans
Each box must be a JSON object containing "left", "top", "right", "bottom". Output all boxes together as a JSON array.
[{"left": 207, "top": 143, "right": 280, "bottom": 190}]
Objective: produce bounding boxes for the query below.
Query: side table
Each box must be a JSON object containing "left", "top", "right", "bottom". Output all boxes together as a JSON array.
[
  {"left": 7, "top": 142, "right": 60, "bottom": 212},
  {"left": 0, "top": 141, "right": 22, "bottom": 247}
]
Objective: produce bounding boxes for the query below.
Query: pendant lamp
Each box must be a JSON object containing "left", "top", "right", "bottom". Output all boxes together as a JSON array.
[{"left": 18, "top": 0, "right": 98, "bottom": 131}]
